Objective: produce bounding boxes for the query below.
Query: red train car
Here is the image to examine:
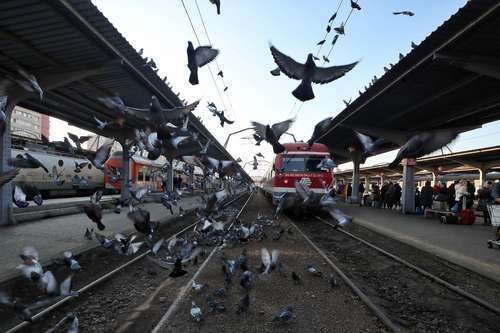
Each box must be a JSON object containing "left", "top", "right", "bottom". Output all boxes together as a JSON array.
[
  {"left": 104, "top": 152, "right": 164, "bottom": 192},
  {"left": 261, "top": 142, "right": 333, "bottom": 204}
]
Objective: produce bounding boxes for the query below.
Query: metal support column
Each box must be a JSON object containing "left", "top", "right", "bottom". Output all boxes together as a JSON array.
[
  {"left": 401, "top": 159, "right": 416, "bottom": 214},
  {"left": 165, "top": 158, "right": 174, "bottom": 192},
  {"left": 479, "top": 167, "right": 486, "bottom": 186},
  {"left": 349, "top": 151, "right": 361, "bottom": 204},
  {"left": 0, "top": 102, "right": 14, "bottom": 225},
  {"left": 120, "top": 143, "right": 131, "bottom": 202}
]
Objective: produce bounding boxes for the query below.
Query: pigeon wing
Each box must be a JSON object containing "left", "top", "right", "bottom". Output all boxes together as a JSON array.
[
  {"left": 312, "top": 61, "right": 359, "bottom": 84},
  {"left": 271, "top": 118, "right": 295, "bottom": 138},
  {"left": 194, "top": 46, "right": 219, "bottom": 67},
  {"left": 269, "top": 45, "right": 304, "bottom": 80},
  {"left": 250, "top": 121, "right": 267, "bottom": 138},
  {"left": 294, "top": 180, "right": 311, "bottom": 201}
]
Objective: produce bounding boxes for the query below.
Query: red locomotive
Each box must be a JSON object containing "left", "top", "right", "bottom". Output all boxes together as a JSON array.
[
  {"left": 104, "top": 152, "right": 164, "bottom": 192},
  {"left": 261, "top": 142, "right": 333, "bottom": 204}
]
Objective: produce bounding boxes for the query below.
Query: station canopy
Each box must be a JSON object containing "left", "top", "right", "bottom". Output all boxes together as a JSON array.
[
  {"left": 0, "top": 0, "right": 250, "bottom": 180},
  {"left": 317, "top": 0, "right": 500, "bottom": 164}
]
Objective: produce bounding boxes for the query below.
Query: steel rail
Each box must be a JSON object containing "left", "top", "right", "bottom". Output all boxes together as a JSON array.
[
  {"left": 5, "top": 191, "right": 249, "bottom": 333},
  {"left": 288, "top": 218, "right": 401, "bottom": 333},
  {"left": 150, "top": 191, "right": 254, "bottom": 332},
  {"left": 314, "top": 215, "right": 500, "bottom": 317}
]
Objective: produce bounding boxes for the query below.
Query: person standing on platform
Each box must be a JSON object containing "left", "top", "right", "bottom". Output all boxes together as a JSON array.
[
  {"left": 421, "top": 180, "right": 434, "bottom": 213},
  {"left": 394, "top": 183, "right": 402, "bottom": 209},
  {"left": 358, "top": 183, "right": 365, "bottom": 202},
  {"left": 491, "top": 180, "right": 500, "bottom": 240},
  {"left": 448, "top": 181, "right": 458, "bottom": 211},
  {"left": 347, "top": 183, "right": 352, "bottom": 198},
  {"left": 477, "top": 181, "right": 493, "bottom": 225},
  {"left": 381, "top": 181, "right": 389, "bottom": 209},
  {"left": 454, "top": 179, "right": 468, "bottom": 212}
]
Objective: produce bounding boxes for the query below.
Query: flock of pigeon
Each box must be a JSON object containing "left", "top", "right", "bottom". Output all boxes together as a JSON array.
[{"left": 0, "top": 1, "right": 465, "bottom": 330}]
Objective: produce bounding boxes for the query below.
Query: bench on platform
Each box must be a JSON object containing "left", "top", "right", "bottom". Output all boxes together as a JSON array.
[{"left": 424, "top": 209, "right": 455, "bottom": 219}]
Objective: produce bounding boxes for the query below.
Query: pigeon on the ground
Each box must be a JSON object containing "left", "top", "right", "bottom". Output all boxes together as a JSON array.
[
  {"left": 272, "top": 305, "right": 293, "bottom": 322},
  {"left": 190, "top": 301, "right": 202, "bottom": 322},
  {"left": 261, "top": 248, "right": 279, "bottom": 274},
  {"left": 169, "top": 258, "right": 187, "bottom": 278},
  {"left": 270, "top": 45, "right": 358, "bottom": 101},
  {"left": 292, "top": 271, "right": 302, "bottom": 285},
  {"left": 307, "top": 265, "right": 322, "bottom": 277},
  {"left": 251, "top": 118, "right": 295, "bottom": 154},
  {"left": 236, "top": 294, "right": 249, "bottom": 314},
  {"left": 187, "top": 42, "right": 219, "bottom": 85}
]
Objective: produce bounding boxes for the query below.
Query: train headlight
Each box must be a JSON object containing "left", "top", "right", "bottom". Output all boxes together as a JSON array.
[{"left": 283, "top": 179, "right": 289, "bottom": 185}]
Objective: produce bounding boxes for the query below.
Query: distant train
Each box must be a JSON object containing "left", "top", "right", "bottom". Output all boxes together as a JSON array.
[
  {"left": 104, "top": 151, "right": 165, "bottom": 192},
  {"left": 12, "top": 146, "right": 103, "bottom": 197},
  {"left": 261, "top": 142, "right": 334, "bottom": 204}
]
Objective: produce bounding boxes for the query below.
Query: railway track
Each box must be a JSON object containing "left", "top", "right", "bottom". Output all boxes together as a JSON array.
[
  {"left": 2, "top": 191, "right": 251, "bottom": 333},
  {"left": 291, "top": 214, "right": 500, "bottom": 333}
]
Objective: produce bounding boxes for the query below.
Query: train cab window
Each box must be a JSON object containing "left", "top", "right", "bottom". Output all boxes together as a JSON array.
[
  {"left": 281, "top": 155, "right": 324, "bottom": 172},
  {"left": 138, "top": 171, "right": 144, "bottom": 181},
  {"left": 58, "top": 159, "right": 64, "bottom": 167}
]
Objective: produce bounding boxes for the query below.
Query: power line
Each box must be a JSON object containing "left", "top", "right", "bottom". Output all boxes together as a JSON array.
[
  {"left": 193, "top": 0, "right": 236, "bottom": 119},
  {"left": 180, "top": 0, "right": 228, "bottom": 115}
]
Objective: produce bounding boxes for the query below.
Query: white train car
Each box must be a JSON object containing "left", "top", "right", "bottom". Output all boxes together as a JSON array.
[{"left": 11, "top": 146, "right": 104, "bottom": 197}]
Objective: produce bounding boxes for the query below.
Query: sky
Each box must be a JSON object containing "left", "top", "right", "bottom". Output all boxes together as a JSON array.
[{"left": 50, "top": 0, "right": 500, "bottom": 176}]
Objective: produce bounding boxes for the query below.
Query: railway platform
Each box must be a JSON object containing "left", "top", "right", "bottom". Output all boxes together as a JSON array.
[
  {"left": 339, "top": 203, "right": 500, "bottom": 283},
  {"left": 0, "top": 194, "right": 204, "bottom": 283}
]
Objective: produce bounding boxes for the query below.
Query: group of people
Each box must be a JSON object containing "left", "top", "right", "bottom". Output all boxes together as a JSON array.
[
  {"left": 416, "top": 178, "right": 500, "bottom": 226},
  {"left": 334, "top": 180, "right": 403, "bottom": 209}
]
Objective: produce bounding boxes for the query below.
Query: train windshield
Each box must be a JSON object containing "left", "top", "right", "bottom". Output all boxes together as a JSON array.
[{"left": 280, "top": 155, "right": 325, "bottom": 172}]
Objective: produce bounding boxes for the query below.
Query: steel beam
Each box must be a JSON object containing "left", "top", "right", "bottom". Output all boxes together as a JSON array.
[{"left": 0, "top": 102, "right": 14, "bottom": 225}]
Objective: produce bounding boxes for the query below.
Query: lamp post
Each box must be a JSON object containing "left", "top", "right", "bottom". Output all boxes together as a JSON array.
[{"left": 224, "top": 127, "right": 255, "bottom": 148}]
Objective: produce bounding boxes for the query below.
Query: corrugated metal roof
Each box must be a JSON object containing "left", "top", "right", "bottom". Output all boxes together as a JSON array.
[
  {"left": 0, "top": 0, "right": 250, "bottom": 181},
  {"left": 319, "top": 0, "right": 500, "bottom": 164}
]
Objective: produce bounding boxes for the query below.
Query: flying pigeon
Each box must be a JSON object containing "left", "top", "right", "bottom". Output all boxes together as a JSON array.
[
  {"left": 207, "top": 102, "right": 234, "bottom": 127},
  {"left": 97, "top": 94, "right": 126, "bottom": 113},
  {"left": 187, "top": 41, "right": 219, "bottom": 85},
  {"left": 209, "top": 0, "right": 221, "bottom": 15},
  {"left": 84, "top": 190, "right": 105, "bottom": 231},
  {"left": 6, "top": 68, "right": 43, "bottom": 100},
  {"left": 270, "top": 45, "right": 358, "bottom": 101},
  {"left": 393, "top": 11, "right": 414, "bottom": 16},
  {"left": 326, "top": 25, "right": 331, "bottom": 33},
  {"left": 88, "top": 140, "right": 114, "bottom": 170},
  {"left": 251, "top": 118, "right": 295, "bottom": 153},
  {"left": 68, "top": 133, "right": 91, "bottom": 151},
  {"left": 307, "top": 117, "right": 333, "bottom": 146},
  {"left": 10, "top": 153, "right": 49, "bottom": 173}
]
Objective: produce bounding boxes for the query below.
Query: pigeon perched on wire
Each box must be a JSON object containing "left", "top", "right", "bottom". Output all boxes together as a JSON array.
[
  {"left": 209, "top": 0, "right": 221, "bottom": 15},
  {"left": 350, "top": 0, "right": 361, "bottom": 11},
  {"left": 207, "top": 102, "right": 234, "bottom": 127},
  {"left": 270, "top": 45, "right": 358, "bottom": 101},
  {"left": 334, "top": 23, "right": 345, "bottom": 35},
  {"left": 217, "top": 70, "right": 223, "bottom": 77},
  {"left": 187, "top": 41, "right": 219, "bottom": 85},
  {"left": 251, "top": 118, "right": 295, "bottom": 153},
  {"left": 393, "top": 11, "right": 414, "bottom": 16},
  {"left": 10, "top": 153, "right": 49, "bottom": 173}
]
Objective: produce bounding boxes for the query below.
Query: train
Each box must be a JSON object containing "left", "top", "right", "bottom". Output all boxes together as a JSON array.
[
  {"left": 261, "top": 142, "right": 334, "bottom": 204},
  {"left": 104, "top": 151, "right": 165, "bottom": 193}
]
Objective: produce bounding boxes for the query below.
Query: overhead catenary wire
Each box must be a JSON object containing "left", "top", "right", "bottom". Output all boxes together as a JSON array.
[
  {"left": 180, "top": 0, "right": 229, "bottom": 117},
  {"left": 193, "top": 0, "right": 236, "bottom": 119}
]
